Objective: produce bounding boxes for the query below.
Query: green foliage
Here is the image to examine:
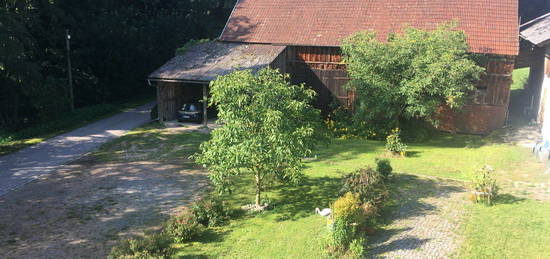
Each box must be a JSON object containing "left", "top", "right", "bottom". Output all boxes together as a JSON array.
[
  {"left": 385, "top": 128, "right": 407, "bottom": 154},
  {"left": 108, "top": 233, "right": 173, "bottom": 259},
  {"left": 469, "top": 165, "right": 499, "bottom": 205},
  {"left": 1, "top": 0, "right": 232, "bottom": 130},
  {"left": 332, "top": 192, "right": 364, "bottom": 223},
  {"left": 339, "top": 167, "right": 389, "bottom": 207},
  {"left": 511, "top": 67, "right": 529, "bottom": 91},
  {"left": 346, "top": 237, "right": 366, "bottom": 259},
  {"left": 375, "top": 158, "right": 393, "bottom": 179},
  {"left": 326, "top": 105, "right": 380, "bottom": 140},
  {"left": 328, "top": 217, "right": 358, "bottom": 253},
  {"left": 191, "top": 196, "right": 231, "bottom": 227},
  {"left": 175, "top": 39, "right": 211, "bottom": 56},
  {"left": 326, "top": 193, "right": 368, "bottom": 257},
  {"left": 194, "top": 68, "right": 326, "bottom": 206},
  {"left": 163, "top": 211, "right": 203, "bottom": 243},
  {"left": 341, "top": 22, "right": 485, "bottom": 131}
]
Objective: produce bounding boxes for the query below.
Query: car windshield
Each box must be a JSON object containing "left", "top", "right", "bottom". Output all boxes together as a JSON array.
[{"left": 183, "top": 104, "right": 198, "bottom": 112}]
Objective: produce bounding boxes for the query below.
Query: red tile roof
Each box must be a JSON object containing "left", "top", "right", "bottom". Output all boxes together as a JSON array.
[{"left": 219, "top": 0, "right": 519, "bottom": 56}]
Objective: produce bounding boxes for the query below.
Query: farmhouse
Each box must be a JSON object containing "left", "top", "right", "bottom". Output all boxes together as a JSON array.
[{"left": 149, "top": 0, "right": 519, "bottom": 134}]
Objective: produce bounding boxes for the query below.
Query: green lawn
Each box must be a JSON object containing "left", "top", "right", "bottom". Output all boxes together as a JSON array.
[
  {"left": 460, "top": 198, "right": 550, "bottom": 258},
  {"left": 99, "top": 123, "right": 550, "bottom": 258},
  {"left": 135, "top": 128, "right": 546, "bottom": 258},
  {"left": 511, "top": 67, "right": 530, "bottom": 91},
  {"left": 0, "top": 95, "right": 153, "bottom": 156}
]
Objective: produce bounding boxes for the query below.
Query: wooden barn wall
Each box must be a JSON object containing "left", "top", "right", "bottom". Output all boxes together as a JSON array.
[
  {"left": 269, "top": 48, "right": 287, "bottom": 74},
  {"left": 285, "top": 46, "right": 352, "bottom": 113},
  {"left": 435, "top": 56, "right": 516, "bottom": 134},
  {"left": 285, "top": 45, "right": 516, "bottom": 134},
  {"left": 157, "top": 82, "right": 183, "bottom": 121}
]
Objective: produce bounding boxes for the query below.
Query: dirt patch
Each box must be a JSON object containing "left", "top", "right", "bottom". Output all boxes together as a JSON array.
[{"left": 0, "top": 155, "right": 208, "bottom": 258}]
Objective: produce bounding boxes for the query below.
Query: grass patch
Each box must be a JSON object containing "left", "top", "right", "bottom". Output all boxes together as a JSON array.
[
  {"left": 166, "top": 132, "right": 547, "bottom": 258},
  {"left": 91, "top": 123, "right": 549, "bottom": 258},
  {"left": 0, "top": 95, "right": 153, "bottom": 156},
  {"left": 460, "top": 197, "right": 550, "bottom": 258},
  {"left": 93, "top": 123, "right": 208, "bottom": 163},
  {"left": 511, "top": 67, "right": 529, "bottom": 92}
]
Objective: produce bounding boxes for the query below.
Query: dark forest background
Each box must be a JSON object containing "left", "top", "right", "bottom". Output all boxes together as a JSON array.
[
  {"left": 1, "top": 0, "right": 234, "bottom": 130},
  {"left": 1, "top": 0, "right": 549, "bottom": 132}
]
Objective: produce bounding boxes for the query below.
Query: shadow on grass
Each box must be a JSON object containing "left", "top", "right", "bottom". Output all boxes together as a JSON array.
[
  {"left": 312, "top": 139, "right": 384, "bottom": 164},
  {"left": 274, "top": 176, "right": 341, "bottom": 221},
  {"left": 493, "top": 193, "right": 526, "bottom": 205},
  {"left": 195, "top": 228, "right": 231, "bottom": 244}
]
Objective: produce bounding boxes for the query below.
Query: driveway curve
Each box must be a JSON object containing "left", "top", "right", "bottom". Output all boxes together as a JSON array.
[{"left": 0, "top": 102, "right": 154, "bottom": 196}]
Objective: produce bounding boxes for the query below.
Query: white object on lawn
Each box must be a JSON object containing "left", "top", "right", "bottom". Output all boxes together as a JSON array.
[{"left": 315, "top": 207, "right": 331, "bottom": 217}]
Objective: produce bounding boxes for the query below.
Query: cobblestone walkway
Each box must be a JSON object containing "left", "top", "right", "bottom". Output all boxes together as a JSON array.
[
  {"left": 501, "top": 123, "right": 541, "bottom": 148},
  {"left": 369, "top": 175, "right": 467, "bottom": 259}
]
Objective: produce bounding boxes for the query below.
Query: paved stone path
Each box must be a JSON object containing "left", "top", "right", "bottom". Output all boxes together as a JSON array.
[
  {"left": 369, "top": 175, "right": 467, "bottom": 259},
  {"left": 0, "top": 102, "right": 154, "bottom": 197},
  {"left": 501, "top": 123, "right": 541, "bottom": 148}
]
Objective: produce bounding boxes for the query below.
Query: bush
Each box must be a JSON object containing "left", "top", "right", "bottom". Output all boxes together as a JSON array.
[
  {"left": 163, "top": 211, "right": 203, "bottom": 243},
  {"left": 340, "top": 167, "right": 389, "bottom": 207},
  {"left": 326, "top": 193, "right": 367, "bottom": 256},
  {"left": 330, "top": 217, "right": 358, "bottom": 252},
  {"left": 108, "top": 233, "right": 173, "bottom": 259},
  {"left": 386, "top": 128, "right": 407, "bottom": 155},
  {"left": 326, "top": 104, "right": 383, "bottom": 140},
  {"left": 191, "top": 196, "right": 231, "bottom": 227},
  {"left": 346, "top": 237, "right": 366, "bottom": 259},
  {"left": 333, "top": 192, "right": 365, "bottom": 223},
  {"left": 469, "top": 165, "right": 499, "bottom": 205},
  {"left": 375, "top": 158, "right": 393, "bottom": 179}
]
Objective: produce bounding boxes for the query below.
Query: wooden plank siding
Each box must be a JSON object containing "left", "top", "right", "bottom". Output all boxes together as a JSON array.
[
  {"left": 156, "top": 82, "right": 204, "bottom": 122},
  {"left": 436, "top": 55, "right": 516, "bottom": 134},
  {"left": 285, "top": 46, "right": 352, "bottom": 113},
  {"left": 157, "top": 82, "right": 182, "bottom": 122},
  {"left": 284, "top": 45, "right": 515, "bottom": 134}
]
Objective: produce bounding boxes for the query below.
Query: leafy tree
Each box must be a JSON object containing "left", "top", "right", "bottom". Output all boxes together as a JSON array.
[
  {"left": 1, "top": 0, "right": 234, "bottom": 130},
  {"left": 341, "top": 23, "right": 485, "bottom": 131},
  {"left": 194, "top": 68, "right": 325, "bottom": 207}
]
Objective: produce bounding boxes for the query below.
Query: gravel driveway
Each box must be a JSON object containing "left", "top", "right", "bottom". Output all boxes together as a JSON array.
[
  {"left": 0, "top": 102, "right": 154, "bottom": 197},
  {"left": 0, "top": 143, "right": 208, "bottom": 258}
]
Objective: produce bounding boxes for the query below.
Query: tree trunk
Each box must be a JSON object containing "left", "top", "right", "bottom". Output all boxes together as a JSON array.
[{"left": 255, "top": 171, "right": 261, "bottom": 207}]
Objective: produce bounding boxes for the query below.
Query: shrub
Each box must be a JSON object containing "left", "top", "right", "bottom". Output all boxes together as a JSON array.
[
  {"left": 346, "top": 237, "right": 366, "bottom": 259},
  {"left": 470, "top": 165, "right": 499, "bottom": 205},
  {"left": 326, "top": 103, "right": 384, "bottom": 140},
  {"left": 340, "top": 167, "right": 389, "bottom": 207},
  {"left": 108, "top": 233, "right": 173, "bottom": 259},
  {"left": 375, "top": 158, "right": 393, "bottom": 179},
  {"left": 162, "top": 211, "right": 203, "bottom": 243},
  {"left": 386, "top": 128, "right": 407, "bottom": 155},
  {"left": 333, "top": 192, "right": 364, "bottom": 223},
  {"left": 326, "top": 193, "right": 368, "bottom": 256},
  {"left": 330, "top": 217, "right": 358, "bottom": 252},
  {"left": 191, "top": 196, "right": 231, "bottom": 227}
]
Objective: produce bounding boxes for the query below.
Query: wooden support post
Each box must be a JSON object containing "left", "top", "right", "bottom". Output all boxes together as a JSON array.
[{"left": 202, "top": 84, "right": 208, "bottom": 128}]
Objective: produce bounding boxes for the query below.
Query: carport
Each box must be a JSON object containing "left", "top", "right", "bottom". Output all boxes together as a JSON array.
[{"left": 147, "top": 41, "right": 286, "bottom": 126}]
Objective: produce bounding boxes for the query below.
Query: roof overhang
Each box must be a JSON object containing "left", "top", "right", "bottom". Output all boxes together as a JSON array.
[
  {"left": 520, "top": 12, "right": 550, "bottom": 47},
  {"left": 148, "top": 41, "right": 286, "bottom": 83}
]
